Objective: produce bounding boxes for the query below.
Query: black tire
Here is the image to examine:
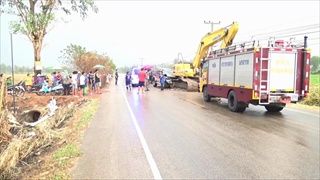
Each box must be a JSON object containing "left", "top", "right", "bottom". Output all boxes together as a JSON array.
[
  {"left": 18, "top": 89, "right": 25, "bottom": 97},
  {"left": 203, "top": 86, "right": 211, "bottom": 102},
  {"left": 36, "top": 91, "right": 45, "bottom": 96},
  {"left": 227, "top": 91, "right": 246, "bottom": 112},
  {"left": 264, "top": 104, "right": 285, "bottom": 112},
  {"left": 54, "top": 90, "right": 64, "bottom": 96}
]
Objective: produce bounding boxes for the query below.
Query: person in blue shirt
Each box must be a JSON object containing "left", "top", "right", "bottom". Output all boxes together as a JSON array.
[
  {"left": 160, "top": 73, "right": 167, "bottom": 91},
  {"left": 125, "top": 71, "right": 132, "bottom": 91}
]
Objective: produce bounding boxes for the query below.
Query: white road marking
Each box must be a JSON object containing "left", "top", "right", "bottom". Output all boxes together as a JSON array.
[{"left": 121, "top": 88, "right": 162, "bottom": 180}]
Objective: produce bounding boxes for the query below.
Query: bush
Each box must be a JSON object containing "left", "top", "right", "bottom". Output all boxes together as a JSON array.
[{"left": 301, "top": 85, "right": 320, "bottom": 106}]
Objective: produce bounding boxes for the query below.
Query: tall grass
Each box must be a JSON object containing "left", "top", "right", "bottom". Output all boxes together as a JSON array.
[
  {"left": 302, "top": 73, "right": 320, "bottom": 106},
  {"left": 310, "top": 73, "right": 319, "bottom": 86}
]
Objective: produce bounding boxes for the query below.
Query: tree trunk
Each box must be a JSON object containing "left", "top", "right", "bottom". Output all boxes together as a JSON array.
[{"left": 33, "top": 39, "right": 42, "bottom": 75}]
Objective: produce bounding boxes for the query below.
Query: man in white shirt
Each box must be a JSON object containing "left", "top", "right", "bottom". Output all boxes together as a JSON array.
[
  {"left": 79, "top": 72, "right": 86, "bottom": 97},
  {"left": 72, "top": 72, "right": 78, "bottom": 96}
]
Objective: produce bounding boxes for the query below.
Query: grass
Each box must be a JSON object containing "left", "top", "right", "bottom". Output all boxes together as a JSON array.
[
  {"left": 299, "top": 73, "right": 319, "bottom": 107},
  {"left": 52, "top": 173, "right": 68, "bottom": 180},
  {"left": 53, "top": 144, "right": 81, "bottom": 166},
  {"left": 51, "top": 143, "right": 81, "bottom": 180},
  {"left": 310, "top": 73, "right": 319, "bottom": 86},
  {"left": 48, "top": 99, "right": 99, "bottom": 179},
  {"left": 2, "top": 99, "right": 101, "bottom": 179},
  {"left": 77, "top": 99, "right": 99, "bottom": 129}
]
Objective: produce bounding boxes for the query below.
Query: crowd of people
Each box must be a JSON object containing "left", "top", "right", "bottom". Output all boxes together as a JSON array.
[
  {"left": 4, "top": 70, "right": 113, "bottom": 96},
  {"left": 1, "top": 67, "right": 169, "bottom": 96},
  {"left": 124, "top": 68, "right": 167, "bottom": 93}
]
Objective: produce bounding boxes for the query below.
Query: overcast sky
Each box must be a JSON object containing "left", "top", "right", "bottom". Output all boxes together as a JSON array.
[{"left": 0, "top": 0, "right": 319, "bottom": 68}]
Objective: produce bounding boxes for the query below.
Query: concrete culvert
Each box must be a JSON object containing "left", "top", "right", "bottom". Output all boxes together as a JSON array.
[{"left": 21, "top": 110, "right": 41, "bottom": 123}]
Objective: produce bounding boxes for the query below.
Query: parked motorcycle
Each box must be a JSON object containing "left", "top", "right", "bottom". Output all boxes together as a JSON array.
[
  {"left": 26, "top": 83, "right": 42, "bottom": 93},
  {"left": 7, "top": 81, "right": 26, "bottom": 97},
  {"left": 36, "top": 83, "right": 64, "bottom": 96}
]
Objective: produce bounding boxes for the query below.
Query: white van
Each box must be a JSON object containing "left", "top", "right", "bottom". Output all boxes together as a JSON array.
[{"left": 131, "top": 68, "right": 140, "bottom": 87}]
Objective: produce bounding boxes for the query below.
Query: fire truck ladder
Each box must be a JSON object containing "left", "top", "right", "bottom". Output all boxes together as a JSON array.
[{"left": 259, "top": 53, "right": 270, "bottom": 104}]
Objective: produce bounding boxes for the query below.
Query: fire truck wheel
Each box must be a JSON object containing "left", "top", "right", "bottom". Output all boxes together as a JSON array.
[
  {"left": 228, "top": 91, "right": 246, "bottom": 112},
  {"left": 203, "top": 86, "right": 211, "bottom": 102},
  {"left": 264, "top": 104, "right": 285, "bottom": 112}
]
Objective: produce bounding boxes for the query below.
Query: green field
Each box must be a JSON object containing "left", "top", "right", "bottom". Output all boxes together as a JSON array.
[
  {"left": 310, "top": 73, "right": 319, "bottom": 86},
  {"left": 3, "top": 73, "right": 29, "bottom": 84},
  {"left": 3, "top": 73, "right": 51, "bottom": 84}
]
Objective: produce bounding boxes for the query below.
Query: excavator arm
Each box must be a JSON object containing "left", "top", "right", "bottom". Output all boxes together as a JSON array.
[{"left": 192, "top": 22, "right": 239, "bottom": 68}]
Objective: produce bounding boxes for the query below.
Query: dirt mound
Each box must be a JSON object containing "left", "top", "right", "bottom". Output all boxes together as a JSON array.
[{"left": 6, "top": 94, "right": 81, "bottom": 113}]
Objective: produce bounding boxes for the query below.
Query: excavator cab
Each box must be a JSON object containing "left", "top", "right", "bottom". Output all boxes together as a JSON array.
[{"left": 173, "top": 63, "right": 194, "bottom": 78}]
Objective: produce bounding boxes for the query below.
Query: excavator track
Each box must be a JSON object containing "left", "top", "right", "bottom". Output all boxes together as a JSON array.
[{"left": 172, "top": 77, "right": 199, "bottom": 92}]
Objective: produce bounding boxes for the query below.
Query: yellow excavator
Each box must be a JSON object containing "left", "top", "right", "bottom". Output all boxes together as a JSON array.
[{"left": 172, "top": 22, "right": 239, "bottom": 91}]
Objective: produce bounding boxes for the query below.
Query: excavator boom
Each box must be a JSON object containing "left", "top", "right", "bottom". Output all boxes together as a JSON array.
[
  {"left": 192, "top": 22, "right": 239, "bottom": 68},
  {"left": 172, "top": 22, "right": 239, "bottom": 91}
]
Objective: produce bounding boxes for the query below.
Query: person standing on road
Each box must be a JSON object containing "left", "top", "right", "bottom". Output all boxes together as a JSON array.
[
  {"left": 94, "top": 69, "right": 101, "bottom": 94},
  {"left": 62, "top": 73, "right": 72, "bottom": 95},
  {"left": 106, "top": 73, "right": 110, "bottom": 85},
  {"left": 79, "top": 72, "right": 86, "bottom": 97},
  {"left": 115, "top": 69, "right": 119, "bottom": 85},
  {"left": 149, "top": 71, "right": 155, "bottom": 85},
  {"left": 138, "top": 68, "right": 147, "bottom": 94},
  {"left": 125, "top": 71, "right": 132, "bottom": 91},
  {"left": 71, "top": 71, "right": 78, "bottom": 96},
  {"left": 160, "top": 73, "right": 167, "bottom": 91},
  {"left": 88, "top": 71, "right": 95, "bottom": 95},
  {"left": 145, "top": 70, "right": 150, "bottom": 91}
]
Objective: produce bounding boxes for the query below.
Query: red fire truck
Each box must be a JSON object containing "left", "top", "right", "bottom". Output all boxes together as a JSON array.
[{"left": 200, "top": 37, "right": 311, "bottom": 112}]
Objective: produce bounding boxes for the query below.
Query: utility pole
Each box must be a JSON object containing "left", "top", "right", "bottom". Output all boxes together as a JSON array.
[
  {"left": 10, "top": 33, "right": 16, "bottom": 114},
  {"left": 204, "top": 20, "right": 221, "bottom": 51},
  {"left": 204, "top": 20, "right": 221, "bottom": 32},
  {"left": 0, "top": 11, "right": 2, "bottom": 72},
  {"left": 177, "top": 52, "right": 184, "bottom": 63}
]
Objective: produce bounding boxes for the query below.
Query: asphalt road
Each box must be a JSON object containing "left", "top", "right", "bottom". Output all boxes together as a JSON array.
[{"left": 72, "top": 81, "right": 320, "bottom": 179}]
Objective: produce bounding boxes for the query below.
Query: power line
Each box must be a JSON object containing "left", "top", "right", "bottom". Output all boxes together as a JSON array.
[
  {"left": 306, "top": 37, "right": 320, "bottom": 41},
  {"left": 244, "top": 16, "right": 320, "bottom": 33},
  {"left": 272, "top": 30, "right": 319, "bottom": 38},
  {"left": 248, "top": 30, "right": 320, "bottom": 42},
  {"left": 306, "top": 42, "right": 320, "bottom": 46},
  {"left": 251, "top": 24, "right": 319, "bottom": 37},
  {"left": 235, "top": 24, "right": 319, "bottom": 42},
  {"left": 249, "top": 29, "right": 319, "bottom": 42}
]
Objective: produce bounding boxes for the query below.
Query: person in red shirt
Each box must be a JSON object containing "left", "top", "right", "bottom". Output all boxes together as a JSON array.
[{"left": 138, "top": 68, "right": 147, "bottom": 94}]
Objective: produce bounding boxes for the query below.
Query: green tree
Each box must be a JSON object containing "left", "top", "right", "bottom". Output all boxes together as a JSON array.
[
  {"left": 60, "top": 44, "right": 116, "bottom": 73},
  {"left": 311, "top": 56, "right": 320, "bottom": 73},
  {"left": 60, "top": 44, "right": 87, "bottom": 69},
  {"left": 0, "top": 0, "right": 98, "bottom": 74},
  {"left": 108, "top": 58, "right": 116, "bottom": 71}
]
